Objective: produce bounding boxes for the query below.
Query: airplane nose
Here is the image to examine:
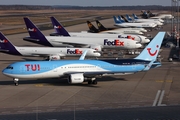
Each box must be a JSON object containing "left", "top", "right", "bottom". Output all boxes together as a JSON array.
[
  {"left": 96, "top": 53, "right": 101, "bottom": 57},
  {"left": 139, "top": 32, "right": 143, "bottom": 34},
  {"left": 2, "top": 69, "right": 8, "bottom": 76},
  {"left": 145, "top": 39, "right": 150, "bottom": 43},
  {"left": 136, "top": 43, "right": 142, "bottom": 48}
]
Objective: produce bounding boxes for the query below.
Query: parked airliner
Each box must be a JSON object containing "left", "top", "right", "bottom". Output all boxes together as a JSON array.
[
  {"left": 131, "top": 14, "right": 164, "bottom": 23},
  {"left": 95, "top": 20, "right": 147, "bottom": 33},
  {"left": 23, "top": 17, "right": 142, "bottom": 51},
  {"left": 2, "top": 32, "right": 166, "bottom": 86},
  {"left": 125, "top": 14, "right": 164, "bottom": 26},
  {"left": 49, "top": 17, "right": 150, "bottom": 44},
  {"left": 113, "top": 16, "right": 157, "bottom": 28},
  {"left": 0, "top": 32, "right": 100, "bottom": 60},
  {"left": 87, "top": 21, "right": 144, "bottom": 35}
]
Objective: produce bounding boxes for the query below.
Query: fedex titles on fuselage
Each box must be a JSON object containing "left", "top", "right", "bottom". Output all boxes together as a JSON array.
[
  {"left": 67, "top": 49, "right": 82, "bottom": 54},
  {"left": 104, "top": 39, "right": 124, "bottom": 46}
]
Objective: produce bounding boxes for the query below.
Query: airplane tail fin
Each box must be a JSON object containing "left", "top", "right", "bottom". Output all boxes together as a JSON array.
[
  {"left": 86, "top": 21, "right": 99, "bottom": 33},
  {"left": 118, "top": 16, "right": 125, "bottom": 23},
  {"left": 95, "top": 20, "right": 107, "bottom": 31},
  {"left": 135, "top": 32, "right": 166, "bottom": 61},
  {"left": 50, "top": 16, "right": 70, "bottom": 36},
  {"left": 141, "top": 11, "right": 149, "bottom": 19},
  {"left": 121, "top": 15, "right": 129, "bottom": 22},
  {"left": 23, "top": 17, "right": 53, "bottom": 47},
  {"left": 132, "top": 14, "right": 138, "bottom": 19},
  {"left": 113, "top": 16, "right": 122, "bottom": 24},
  {"left": 0, "top": 32, "right": 21, "bottom": 55},
  {"left": 126, "top": 14, "right": 133, "bottom": 21}
]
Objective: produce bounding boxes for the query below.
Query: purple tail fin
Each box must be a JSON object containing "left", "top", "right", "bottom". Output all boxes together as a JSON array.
[
  {"left": 23, "top": 17, "right": 53, "bottom": 47},
  {"left": 50, "top": 16, "right": 70, "bottom": 36},
  {"left": 0, "top": 32, "right": 21, "bottom": 55}
]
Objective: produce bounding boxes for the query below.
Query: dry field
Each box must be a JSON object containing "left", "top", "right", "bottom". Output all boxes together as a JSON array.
[
  {"left": 0, "top": 9, "right": 169, "bottom": 35},
  {"left": 0, "top": 9, "right": 142, "bottom": 34}
]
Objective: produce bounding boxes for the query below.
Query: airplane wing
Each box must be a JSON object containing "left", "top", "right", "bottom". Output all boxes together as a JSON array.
[
  {"left": 51, "top": 40, "right": 89, "bottom": 47},
  {"left": 30, "top": 53, "right": 66, "bottom": 57},
  {"left": 63, "top": 71, "right": 134, "bottom": 78}
]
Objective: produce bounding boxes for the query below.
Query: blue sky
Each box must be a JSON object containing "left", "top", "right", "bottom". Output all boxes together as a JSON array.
[{"left": 1, "top": 0, "right": 171, "bottom": 6}]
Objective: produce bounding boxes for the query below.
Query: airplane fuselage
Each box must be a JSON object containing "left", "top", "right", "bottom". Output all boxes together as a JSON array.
[
  {"left": 2, "top": 46, "right": 101, "bottom": 57},
  {"left": 44, "top": 36, "right": 142, "bottom": 49},
  {"left": 2, "top": 59, "right": 161, "bottom": 79}
]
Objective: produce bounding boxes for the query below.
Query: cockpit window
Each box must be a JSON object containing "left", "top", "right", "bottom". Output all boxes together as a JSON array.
[{"left": 6, "top": 66, "right": 13, "bottom": 69}]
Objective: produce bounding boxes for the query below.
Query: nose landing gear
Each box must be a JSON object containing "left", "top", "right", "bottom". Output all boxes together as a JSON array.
[{"left": 13, "top": 78, "right": 19, "bottom": 86}]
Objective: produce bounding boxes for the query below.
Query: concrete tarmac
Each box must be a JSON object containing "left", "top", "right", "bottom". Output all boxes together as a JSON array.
[{"left": 0, "top": 18, "right": 180, "bottom": 119}]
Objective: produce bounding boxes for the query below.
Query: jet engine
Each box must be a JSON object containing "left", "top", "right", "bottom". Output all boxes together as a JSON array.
[
  {"left": 90, "top": 45, "right": 102, "bottom": 51},
  {"left": 49, "top": 55, "right": 61, "bottom": 60},
  {"left": 68, "top": 73, "right": 84, "bottom": 84}
]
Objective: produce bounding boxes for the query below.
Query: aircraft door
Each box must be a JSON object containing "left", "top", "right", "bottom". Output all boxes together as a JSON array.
[
  {"left": 20, "top": 65, "right": 26, "bottom": 74},
  {"left": 53, "top": 65, "right": 58, "bottom": 72},
  {"left": 132, "top": 62, "right": 136, "bottom": 70}
]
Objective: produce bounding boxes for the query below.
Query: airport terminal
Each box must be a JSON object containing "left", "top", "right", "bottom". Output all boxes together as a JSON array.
[{"left": 0, "top": 1, "right": 180, "bottom": 119}]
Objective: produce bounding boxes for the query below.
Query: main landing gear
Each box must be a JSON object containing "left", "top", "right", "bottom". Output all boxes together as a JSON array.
[
  {"left": 88, "top": 80, "right": 97, "bottom": 85},
  {"left": 13, "top": 78, "right": 19, "bottom": 86}
]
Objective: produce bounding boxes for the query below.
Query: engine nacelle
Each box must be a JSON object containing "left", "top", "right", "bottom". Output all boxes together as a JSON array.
[
  {"left": 49, "top": 55, "right": 61, "bottom": 60},
  {"left": 90, "top": 45, "right": 102, "bottom": 51},
  {"left": 68, "top": 73, "right": 84, "bottom": 84}
]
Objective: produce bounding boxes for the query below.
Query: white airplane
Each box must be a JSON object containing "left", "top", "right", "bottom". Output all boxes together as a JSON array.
[
  {"left": 49, "top": 17, "right": 150, "bottom": 44},
  {"left": 0, "top": 32, "right": 101, "bottom": 60},
  {"left": 131, "top": 14, "right": 164, "bottom": 23},
  {"left": 23, "top": 17, "right": 142, "bottom": 52},
  {"left": 141, "top": 11, "right": 174, "bottom": 19},
  {"left": 2, "top": 32, "right": 166, "bottom": 86},
  {"left": 86, "top": 20, "right": 145, "bottom": 35},
  {"left": 95, "top": 20, "right": 147, "bottom": 33},
  {"left": 126, "top": 14, "right": 164, "bottom": 26},
  {"left": 150, "top": 14, "right": 174, "bottom": 19},
  {"left": 113, "top": 16, "right": 157, "bottom": 28}
]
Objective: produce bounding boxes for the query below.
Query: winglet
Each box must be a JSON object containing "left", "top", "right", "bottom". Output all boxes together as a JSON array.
[
  {"left": 143, "top": 59, "right": 156, "bottom": 71},
  {"left": 79, "top": 50, "right": 88, "bottom": 60}
]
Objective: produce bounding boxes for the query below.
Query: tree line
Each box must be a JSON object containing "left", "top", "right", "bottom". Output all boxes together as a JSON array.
[{"left": 0, "top": 5, "right": 171, "bottom": 11}]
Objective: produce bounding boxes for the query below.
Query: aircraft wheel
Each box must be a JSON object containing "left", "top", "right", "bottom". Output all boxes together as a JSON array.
[
  {"left": 13, "top": 78, "right": 19, "bottom": 86},
  {"left": 88, "top": 81, "right": 92, "bottom": 84},
  {"left": 92, "top": 80, "right": 97, "bottom": 85},
  {"left": 14, "top": 83, "right": 19, "bottom": 86}
]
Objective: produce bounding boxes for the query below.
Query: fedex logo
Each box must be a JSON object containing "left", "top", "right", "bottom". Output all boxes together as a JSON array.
[
  {"left": 104, "top": 39, "right": 124, "bottom": 46},
  {"left": 0, "top": 39, "right": 8, "bottom": 43},
  {"left": 118, "top": 35, "right": 135, "bottom": 40},
  {"left": 28, "top": 28, "right": 37, "bottom": 32},
  {"left": 67, "top": 49, "right": 83, "bottom": 54},
  {"left": 25, "top": 64, "right": 40, "bottom": 71},
  {"left": 54, "top": 25, "right": 61, "bottom": 29}
]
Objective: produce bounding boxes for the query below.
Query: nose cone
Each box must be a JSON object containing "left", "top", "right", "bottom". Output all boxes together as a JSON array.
[
  {"left": 95, "top": 52, "right": 101, "bottom": 57},
  {"left": 136, "top": 43, "right": 142, "bottom": 48},
  {"left": 139, "top": 32, "right": 143, "bottom": 34},
  {"left": 144, "top": 39, "right": 150, "bottom": 43},
  {"left": 142, "top": 29, "right": 147, "bottom": 32},
  {"left": 2, "top": 68, "right": 9, "bottom": 76}
]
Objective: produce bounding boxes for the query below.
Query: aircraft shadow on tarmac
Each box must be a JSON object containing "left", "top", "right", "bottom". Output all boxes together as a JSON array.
[{"left": 0, "top": 76, "right": 127, "bottom": 87}]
